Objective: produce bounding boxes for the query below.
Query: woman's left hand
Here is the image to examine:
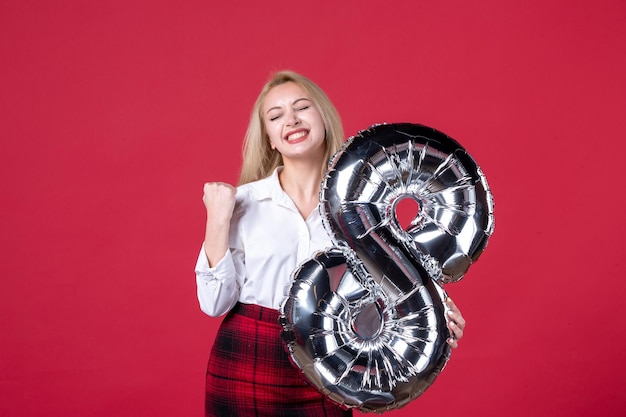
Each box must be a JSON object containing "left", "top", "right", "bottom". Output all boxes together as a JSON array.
[{"left": 445, "top": 297, "right": 466, "bottom": 349}]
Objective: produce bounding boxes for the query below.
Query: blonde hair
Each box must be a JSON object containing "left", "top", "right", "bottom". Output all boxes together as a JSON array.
[{"left": 238, "top": 70, "right": 344, "bottom": 185}]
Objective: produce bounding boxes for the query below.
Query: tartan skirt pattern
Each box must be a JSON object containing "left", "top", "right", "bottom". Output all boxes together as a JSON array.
[{"left": 205, "top": 302, "right": 352, "bottom": 417}]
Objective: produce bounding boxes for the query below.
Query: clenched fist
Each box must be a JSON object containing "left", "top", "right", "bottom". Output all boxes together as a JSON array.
[
  {"left": 202, "top": 182, "right": 237, "bottom": 224},
  {"left": 202, "top": 182, "right": 237, "bottom": 267}
]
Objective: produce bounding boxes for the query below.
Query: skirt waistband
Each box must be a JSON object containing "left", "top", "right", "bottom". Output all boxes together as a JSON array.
[{"left": 230, "top": 302, "right": 281, "bottom": 324}]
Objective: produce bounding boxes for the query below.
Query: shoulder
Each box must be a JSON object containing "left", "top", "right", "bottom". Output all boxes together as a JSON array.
[
  {"left": 233, "top": 174, "right": 276, "bottom": 217},
  {"left": 237, "top": 175, "right": 272, "bottom": 198},
  {"left": 238, "top": 168, "right": 281, "bottom": 201}
]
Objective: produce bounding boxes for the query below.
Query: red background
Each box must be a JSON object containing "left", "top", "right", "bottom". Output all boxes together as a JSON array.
[{"left": 1, "top": 1, "right": 625, "bottom": 416}]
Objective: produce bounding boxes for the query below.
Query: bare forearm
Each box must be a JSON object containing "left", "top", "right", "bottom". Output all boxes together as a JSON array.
[
  {"left": 203, "top": 220, "right": 230, "bottom": 267},
  {"left": 202, "top": 181, "right": 237, "bottom": 267}
]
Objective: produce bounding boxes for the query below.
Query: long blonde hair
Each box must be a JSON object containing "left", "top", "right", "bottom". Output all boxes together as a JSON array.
[{"left": 238, "top": 70, "right": 344, "bottom": 185}]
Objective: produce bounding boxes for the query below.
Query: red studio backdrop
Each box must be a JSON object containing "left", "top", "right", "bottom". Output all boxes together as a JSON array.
[{"left": 1, "top": 1, "right": 625, "bottom": 416}]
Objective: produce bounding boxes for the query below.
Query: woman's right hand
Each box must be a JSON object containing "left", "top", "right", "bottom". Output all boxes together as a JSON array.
[
  {"left": 202, "top": 182, "right": 237, "bottom": 267},
  {"left": 202, "top": 182, "right": 237, "bottom": 223}
]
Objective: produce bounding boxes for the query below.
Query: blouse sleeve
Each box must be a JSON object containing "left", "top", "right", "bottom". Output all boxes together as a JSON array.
[{"left": 194, "top": 245, "right": 243, "bottom": 317}]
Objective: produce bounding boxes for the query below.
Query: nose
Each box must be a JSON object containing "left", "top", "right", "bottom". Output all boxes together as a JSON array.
[{"left": 286, "top": 109, "right": 300, "bottom": 126}]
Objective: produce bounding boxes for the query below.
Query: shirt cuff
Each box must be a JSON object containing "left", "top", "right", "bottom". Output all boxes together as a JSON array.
[{"left": 194, "top": 245, "right": 236, "bottom": 285}]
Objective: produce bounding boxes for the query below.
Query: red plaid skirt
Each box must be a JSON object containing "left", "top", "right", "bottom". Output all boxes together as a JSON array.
[{"left": 205, "top": 303, "right": 352, "bottom": 417}]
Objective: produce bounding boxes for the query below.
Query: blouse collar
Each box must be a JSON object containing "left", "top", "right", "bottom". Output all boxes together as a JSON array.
[{"left": 249, "top": 167, "right": 294, "bottom": 210}]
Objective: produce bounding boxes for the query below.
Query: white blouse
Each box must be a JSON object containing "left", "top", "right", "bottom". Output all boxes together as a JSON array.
[{"left": 195, "top": 168, "right": 332, "bottom": 317}]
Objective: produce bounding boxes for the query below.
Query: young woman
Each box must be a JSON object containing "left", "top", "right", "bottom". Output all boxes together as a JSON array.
[{"left": 195, "top": 70, "right": 466, "bottom": 416}]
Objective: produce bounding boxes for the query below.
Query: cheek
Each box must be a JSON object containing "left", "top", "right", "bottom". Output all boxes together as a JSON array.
[
  {"left": 267, "top": 131, "right": 279, "bottom": 146},
  {"left": 264, "top": 125, "right": 279, "bottom": 146},
  {"left": 314, "top": 114, "right": 326, "bottom": 135}
]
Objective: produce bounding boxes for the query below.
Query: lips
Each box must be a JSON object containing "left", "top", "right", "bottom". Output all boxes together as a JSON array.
[{"left": 285, "top": 129, "right": 309, "bottom": 143}]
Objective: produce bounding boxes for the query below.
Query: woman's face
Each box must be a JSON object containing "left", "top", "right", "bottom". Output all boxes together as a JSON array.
[{"left": 262, "top": 82, "right": 326, "bottom": 162}]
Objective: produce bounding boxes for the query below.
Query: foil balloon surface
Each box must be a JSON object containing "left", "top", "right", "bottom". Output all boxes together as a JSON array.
[{"left": 280, "top": 123, "right": 495, "bottom": 413}]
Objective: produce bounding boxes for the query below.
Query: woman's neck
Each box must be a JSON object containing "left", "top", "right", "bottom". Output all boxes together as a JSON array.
[{"left": 279, "top": 159, "right": 324, "bottom": 218}]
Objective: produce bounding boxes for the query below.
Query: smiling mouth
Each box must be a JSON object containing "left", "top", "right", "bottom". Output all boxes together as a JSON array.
[{"left": 286, "top": 131, "right": 308, "bottom": 141}]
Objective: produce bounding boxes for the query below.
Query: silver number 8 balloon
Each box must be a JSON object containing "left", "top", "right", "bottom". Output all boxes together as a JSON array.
[{"left": 280, "top": 123, "right": 495, "bottom": 412}]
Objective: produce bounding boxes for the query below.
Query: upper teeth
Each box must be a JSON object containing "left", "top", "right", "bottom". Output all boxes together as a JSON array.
[{"left": 287, "top": 131, "right": 307, "bottom": 141}]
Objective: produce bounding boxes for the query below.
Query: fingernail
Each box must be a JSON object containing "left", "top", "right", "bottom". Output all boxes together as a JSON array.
[{"left": 447, "top": 310, "right": 454, "bottom": 316}]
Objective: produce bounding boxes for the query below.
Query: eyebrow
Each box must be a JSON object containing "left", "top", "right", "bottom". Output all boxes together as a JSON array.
[{"left": 265, "top": 98, "right": 312, "bottom": 115}]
